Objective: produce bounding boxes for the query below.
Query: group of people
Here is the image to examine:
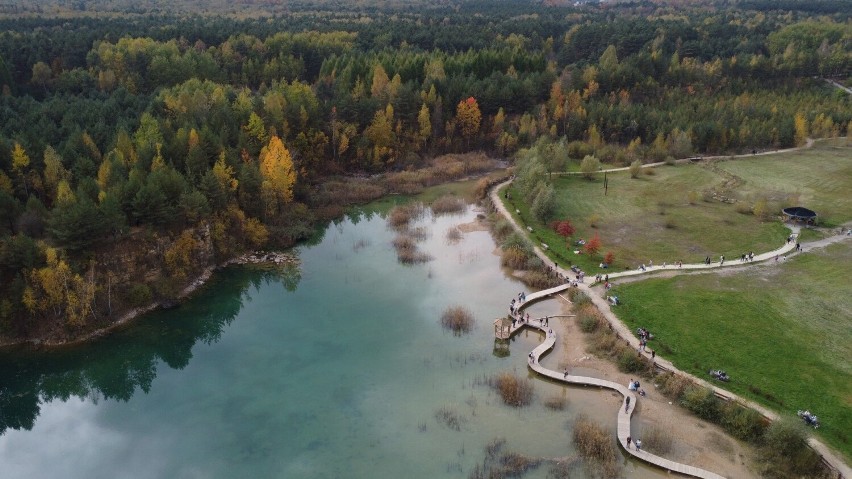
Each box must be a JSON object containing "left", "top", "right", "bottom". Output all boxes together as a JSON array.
[
  {"left": 628, "top": 379, "right": 646, "bottom": 397},
  {"left": 739, "top": 251, "right": 756, "bottom": 262},
  {"left": 626, "top": 436, "right": 643, "bottom": 451}
]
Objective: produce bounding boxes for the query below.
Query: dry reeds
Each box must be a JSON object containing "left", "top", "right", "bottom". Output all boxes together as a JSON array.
[
  {"left": 572, "top": 415, "right": 620, "bottom": 478},
  {"left": 440, "top": 306, "right": 474, "bottom": 335},
  {"left": 501, "top": 248, "right": 530, "bottom": 269},
  {"left": 446, "top": 226, "right": 462, "bottom": 243},
  {"left": 488, "top": 372, "right": 534, "bottom": 407},
  {"left": 431, "top": 195, "right": 467, "bottom": 215},
  {"left": 544, "top": 395, "right": 567, "bottom": 410},
  {"left": 435, "top": 406, "right": 466, "bottom": 431},
  {"left": 642, "top": 424, "right": 674, "bottom": 455},
  {"left": 392, "top": 233, "right": 433, "bottom": 264},
  {"left": 470, "top": 437, "right": 542, "bottom": 479},
  {"left": 387, "top": 203, "right": 425, "bottom": 230}
]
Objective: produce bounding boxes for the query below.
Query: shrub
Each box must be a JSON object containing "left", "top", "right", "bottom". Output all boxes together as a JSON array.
[
  {"left": 687, "top": 190, "right": 699, "bottom": 205},
  {"left": 522, "top": 270, "right": 560, "bottom": 289},
  {"left": 570, "top": 290, "right": 592, "bottom": 307},
  {"left": 759, "top": 417, "right": 828, "bottom": 478},
  {"left": 643, "top": 167, "right": 656, "bottom": 176},
  {"left": 501, "top": 248, "right": 530, "bottom": 269},
  {"left": 489, "top": 372, "right": 534, "bottom": 407},
  {"left": 573, "top": 415, "right": 620, "bottom": 478},
  {"left": 501, "top": 232, "right": 533, "bottom": 253},
  {"left": 588, "top": 214, "right": 600, "bottom": 228},
  {"left": 603, "top": 251, "right": 614, "bottom": 265},
  {"left": 721, "top": 402, "right": 767, "bottom": 442},
  {"left": 664, "top": 155, "right": 676, "bottom": 165},
  {"left": 580, "top": 155, "right": 601, "bottom": 179},
  {"left": 656, "top": 372, "right": 693, "bottom": 399},
  {"left": 681, "top": 386, "right": 722, "bottom": 422},
  {"left": 126, "top": 283, "right": 153, "bottom": 307},
  {"left": 617, "top": 349, "right": 651, "bottom": 374},
  {"left": 629, "top": 160, "right": 642, "bottom": 178},
  {"left": 579, "top": 315, "right": 600, "bottom": 333},
  {"left": 440, "top": 306, "right": 474, "bottom": 335},
  {"left": 431, "top": 195, "right": 466, "bottom": 215},
  {"left": 530, "top": 184, "right": 555, "bottom": 221},
  {"left": 491, "top": 219, "right": 514, "bottom": 242},
  {"left": 735, "top": 201, "right": 753, "bottom": 215},
  {"left": 642, "top": 424, "right": 674, "bottom": 455}
]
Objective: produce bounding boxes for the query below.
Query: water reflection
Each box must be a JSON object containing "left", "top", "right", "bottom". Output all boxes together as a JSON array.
[{"left": 0, "top": 265, "right": 298, "bottom": 437}]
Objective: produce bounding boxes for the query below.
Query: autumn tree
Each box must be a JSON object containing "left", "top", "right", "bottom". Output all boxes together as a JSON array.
[
  {"left": 456, "top": 97, "right": 481, "bottom": 148},
  {"left": 584, "top": 232, "right": 601, "bottom": 256},
  {"left": 552, "top": 220, "right": 575, "bottom": 243},
  {"left": 604, "top": 251, "right": 615, "bottom": 265},
  {"left": 259, "top": 135, "right": 296, "bottom": 218},
  {"left": 794, "top": 112, "right": 809, "bottom": 146}
]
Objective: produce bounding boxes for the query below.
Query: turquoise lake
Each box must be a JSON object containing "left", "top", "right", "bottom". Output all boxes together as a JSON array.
[{"left": 0, "top": 205, "right": 669, "bottom": 478}]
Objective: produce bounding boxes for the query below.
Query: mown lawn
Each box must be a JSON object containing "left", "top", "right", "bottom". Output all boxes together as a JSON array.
[{"left": 611, "top": 241, "right": 852, "bottom": 459}]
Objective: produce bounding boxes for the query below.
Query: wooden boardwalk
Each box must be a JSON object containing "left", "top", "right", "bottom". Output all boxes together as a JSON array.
[
  {"left": 505, "top": 308, "right": 726, "bottom": 479},
  {"left": 491, "top": 175, "right": 852, "bottom": 478}
]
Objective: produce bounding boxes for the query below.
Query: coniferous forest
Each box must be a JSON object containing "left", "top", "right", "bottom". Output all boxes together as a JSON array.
[{"left": 0, "top": 0, "right": 849, "bottom": 341}]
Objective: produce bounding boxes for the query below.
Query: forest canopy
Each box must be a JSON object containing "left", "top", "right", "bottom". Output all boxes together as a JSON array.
[{"left": 0, "top": 0, "right": 849, "bottom": 338}]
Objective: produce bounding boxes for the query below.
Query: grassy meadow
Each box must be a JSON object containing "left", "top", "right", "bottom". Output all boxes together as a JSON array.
[
  {"left": 611, "top": 241, "right": 852, "bottom": 458},
  {"left": 501, "top": 140, "right": 851, "bottom": 273}
]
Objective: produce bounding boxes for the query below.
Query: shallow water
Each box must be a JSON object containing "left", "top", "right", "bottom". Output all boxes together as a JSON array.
[{"left": 0, "top": 206, "right": 670, "bottom": 478}]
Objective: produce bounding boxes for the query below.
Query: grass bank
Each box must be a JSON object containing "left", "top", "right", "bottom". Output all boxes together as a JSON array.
[{"left": 611, "top": 241, "right": 852, "bottom": 459}]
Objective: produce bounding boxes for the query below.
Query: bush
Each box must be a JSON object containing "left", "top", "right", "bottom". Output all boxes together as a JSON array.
[
  {"left": 489, "top": 372, "right": 534, "bottom": 407},
  {"left": 580, "top": 155, "right": 601, "bottom": 179},
  {"left": 735, "top": 201, "right": 753, "bottom": 215},
  {"left": 629, "top": 160, "right": 642, "bottom": 178},
  {"left": 126, "top": 283, "right": 153, "bottom": 307},
  {"left": 656, "top": 372, "right": 693, "bottom": 399},
  {"left": 681, "top": 386, "right": 722, "bottom": 422},
  {"left": 491, "top": 218, "right": 514, "bottom": 242},
  {"left": 440, "top": 306, "right": 475, "bottom": 335},
  {"left": 759, "top": 417, "right": 827, "bottom": 478},
  {"left": 501, "top": 232, "right": 533, "bottom": 253},
  {"left": 588, "top": 214, "right": 600, "bottom": 228},
  {"left": 721, "top": 402, "right": 767, "bottom": 442},
  {"left": 617, "top": 349, "right": 651, "bottom": 374},
  {"left": 530, "top": 184, "right": 555, "bottom": 222},
  {"left": 579, "top": 315, "right": 599, "bottom": 333},
  {"left": 521, "top": 270, "right": 559, "bottom": 289},
  {"left": 431, "top": 195, "right": 466, "bottom": 215}
]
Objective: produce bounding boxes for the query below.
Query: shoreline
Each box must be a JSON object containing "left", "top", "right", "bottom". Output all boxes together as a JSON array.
[{"left": 0, "top": 251, "right": 299, "bottom": 350}]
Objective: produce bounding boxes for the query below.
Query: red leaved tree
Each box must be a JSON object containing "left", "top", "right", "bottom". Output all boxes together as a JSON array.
[
  {"left": 556, "top": 220, "right": 575, "bottom": 238},
  {"left": 584, "top": 233, "right": 601, "bottom": 256},
  {"left": 604, "top": 251, "right": 615, "bottom": 265}
]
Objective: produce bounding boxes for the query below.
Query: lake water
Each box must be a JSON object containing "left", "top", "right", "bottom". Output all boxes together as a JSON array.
[{"left": 0, "top": 205, "right": 667, "bottom": 478}]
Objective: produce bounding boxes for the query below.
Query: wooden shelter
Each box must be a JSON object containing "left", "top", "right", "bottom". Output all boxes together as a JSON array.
[
  {"left": 782, "top": 206, "right": 818, "bottom": 224},
  {"left": 494, "top": 317, "right": 513, "bottom": 340}
]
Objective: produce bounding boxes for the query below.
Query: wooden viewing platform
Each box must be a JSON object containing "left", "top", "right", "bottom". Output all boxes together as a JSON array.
[{"left": 504, "top": 305, "right": 726, "bottom": 479}]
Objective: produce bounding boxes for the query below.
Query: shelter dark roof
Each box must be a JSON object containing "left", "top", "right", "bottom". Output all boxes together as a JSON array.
[{"left": 782, "top": 206, "right": 817, "bottom": 218}]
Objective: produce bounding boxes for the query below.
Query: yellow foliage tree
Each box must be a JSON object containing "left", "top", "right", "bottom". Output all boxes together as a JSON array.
[
  {"left": 794, "top": 112, "right": 808, "bottom": 147},
  {"left": 259, "top": 135, "right": 296, "bottom": 217},
  {"left": 456, "top": 97, "right": 482, "bottom": 146}
]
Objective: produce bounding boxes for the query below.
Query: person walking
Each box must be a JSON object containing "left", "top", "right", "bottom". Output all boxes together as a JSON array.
[
  {"left": 625, "top": 396, "right": 631, "bottom": 412},
  {"left": 626, "top": 436, "right": 632, "bottom": 448},
  {"left": 635, "top": 439, "right": 642, "bottom": 451}
]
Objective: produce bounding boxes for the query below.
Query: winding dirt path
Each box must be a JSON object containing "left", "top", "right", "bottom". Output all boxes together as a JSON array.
[{"left": 489, "top": 176, "right": 852, "bottom": 478}]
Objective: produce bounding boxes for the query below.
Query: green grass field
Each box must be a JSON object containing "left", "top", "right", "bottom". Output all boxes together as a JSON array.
[
  {"left": 501, "top": 140, "right": 851, "bottom": 273},
  {"left": 716, "top": 140, "right": 852, "bottom": 227},
  {"left": 612, "top": 241, "right": 852, "bottom": 459}
]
